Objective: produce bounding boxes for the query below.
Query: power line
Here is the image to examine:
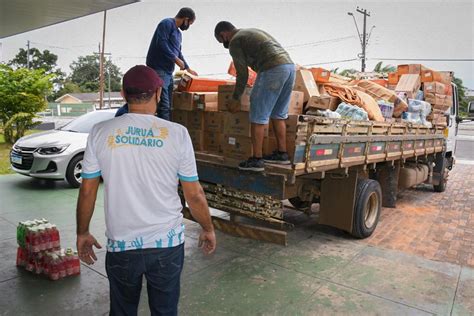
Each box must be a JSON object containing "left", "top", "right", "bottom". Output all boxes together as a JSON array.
[
  {"left": 370, "top": 58, "right": 474, "bottom": 62},
  {"left": 302, "top": 58, "right": 358, "bottom": 67}
]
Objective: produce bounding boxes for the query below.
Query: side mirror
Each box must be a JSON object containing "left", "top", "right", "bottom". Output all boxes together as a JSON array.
[
  {"left": 469, "top": 101, "right": 474, "bottom": 114},
  {"left": 456, "top": 116, "right": 463, "bottom": 124}
]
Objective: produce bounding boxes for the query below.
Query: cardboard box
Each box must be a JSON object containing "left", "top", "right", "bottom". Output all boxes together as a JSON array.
[
  {"left": 187, "top": 129, "right": 204, "bottom": 151},
  {"left": 306, "top": 95, "right": 339, "bottom": 111},
  {"left": 218, "top": 85, "right": 251, "bottom": 112},
  {"left": 173, "top": 92, "right": 194, "bottom": 111},
  {"left": 397, "top": 64, "right": 428, "bottom": 75},
  {"left": 196, "top": 102, "right": 218, "bottom": 111},
  {"left": 395, "top": 74, "right": 421, "bottom": 97},
  {"left": 178, "top": 73, "right": 234, "bottom": 92},
  {"left": 425, "top": 93, "right": 451, "bottom": 111},
  {"left": 186, "top": 111, "right": 205, "bottom": 130},
  {"left": 421, "top": 69, "right": 450, "bottom": 84},
  {"left": 439, "top": 71, "right": 454, "bottom": 83},
  {"left": 289, "top": 91, "right": 304, "bottom": 115},
  {"left": 228, "top": 61, "right": 257, "bottom": 86},
  {"left": 310, "top": 67, "right": 331, "bottom": 83},
  {"left": 203, "top": 132, "right": 223, "bottom": 153},
  {"left": 387, "top": 84, "right": 397, "bottom": 91},
  {"left": 370, "top": 79, "right": 388, "bottom": 88},
  {"left": 172, "top": 110, "right": 188, "bottom": 126},
  {"left": 204, "top": 112, "right": 224, "bottom": 133},
  {"left": 222, "top": 135, "right": 253, "bottom": 161},
  {"left": 387, "top": 72, "right": 399, "bottom": 85},
  {"left": 194, "top": 92, "right": 218, "bottom": 111},
  {"left": 423, "top": 82, "right": 447, "bottom": 95},
  {"left": 223, "top": 112, "right": 268, "bottom": 137},
  {"left": 293, "top": 69, "right": 319, "bottom": 103}
]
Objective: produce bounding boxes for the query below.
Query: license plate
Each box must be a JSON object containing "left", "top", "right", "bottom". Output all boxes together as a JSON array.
[{"left": 11, "top": 154, "right": 22, "bottom": 164}]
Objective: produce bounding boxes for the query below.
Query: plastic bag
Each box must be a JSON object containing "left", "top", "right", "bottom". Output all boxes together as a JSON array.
[
  {"left": 377, "top": 100, "right": 394, "bottom": 119},
  {"left": 336, "top": 103, "right": 369, "bottom": 121}
]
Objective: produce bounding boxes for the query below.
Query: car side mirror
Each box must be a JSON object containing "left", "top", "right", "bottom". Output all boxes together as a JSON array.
[{"left": 455, "top": 116, "right": 462, "bottom": 124}]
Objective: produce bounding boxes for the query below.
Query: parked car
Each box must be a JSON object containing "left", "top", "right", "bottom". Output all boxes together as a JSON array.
[{"left": 10, "top": 109, "right": 116, "bottom": 187}]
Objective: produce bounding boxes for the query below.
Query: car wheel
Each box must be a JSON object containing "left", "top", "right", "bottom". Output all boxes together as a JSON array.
[{"left": 66, "top": 154, "right": 83, "bottom": 188}]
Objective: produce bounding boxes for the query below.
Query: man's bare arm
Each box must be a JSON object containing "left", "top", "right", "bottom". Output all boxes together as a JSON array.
[
  {"left": 76, "top": 178, "right": 102, "bottom": 264},
  {"left": 181, "top": 181, "right": 216, "bottom": 254}
]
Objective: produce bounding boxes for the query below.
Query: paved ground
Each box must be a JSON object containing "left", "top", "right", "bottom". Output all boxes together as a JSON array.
[
  {"left": 0, "top": 169, "right": 473, "bottom": 315},
  {"left": 366, "top": 164, "right": 474, "bottom": 267}
]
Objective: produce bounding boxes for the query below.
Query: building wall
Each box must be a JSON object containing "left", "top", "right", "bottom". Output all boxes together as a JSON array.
[{"left": 59, "top": 96, "right": 82, "bottom": 104}]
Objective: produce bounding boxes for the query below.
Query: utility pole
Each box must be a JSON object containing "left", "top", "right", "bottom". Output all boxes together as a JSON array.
[
  {"left": 348, "top": 7, "right": 372, "bottom": 72},
  {"left": 26, "top": 40, "right": 30, "bottom": 69},
  {"left": 99, "top": 10, "right": 107, "bottom": 109},
  {"left": 356, "top": 7, "right": 370, "bottom": 72}
]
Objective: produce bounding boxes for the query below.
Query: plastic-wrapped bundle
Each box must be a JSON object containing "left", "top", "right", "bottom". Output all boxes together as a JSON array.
[
  {"left": 415, "top": 90, "right": 424, "bottom": 101},
  {"left": 402, "top": 111, "right": 423, "bottom": 124},
  {"left": 336, "top": 103, "right": 369, "bottom": 121},
  {"left": 307, "top": 109, "right": 342, "bottom": 119},
  {"left": 408, "top": 99, "right": 432, "bottom": 117},
  {"left": 377, "top": 100, "right": 394, "bottom": 119}
]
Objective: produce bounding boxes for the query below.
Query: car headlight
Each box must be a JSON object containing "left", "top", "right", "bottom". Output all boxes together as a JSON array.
[{"left": 36, "top": 145, "right": 70, "bottom": 155}]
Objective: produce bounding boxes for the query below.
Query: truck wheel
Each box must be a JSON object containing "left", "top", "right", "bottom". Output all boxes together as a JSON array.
[
  {"left": 433, "top": 158, "right": 448, "bottom": 193},
  {"left": 433, "top": 176, "right": 447, "bottom": 192},
  {"left": 352, "top": 179, "right": 382, "bottom": 239},
  {"left": 65, "top": 154, "right": 84, "bottom": 188}
]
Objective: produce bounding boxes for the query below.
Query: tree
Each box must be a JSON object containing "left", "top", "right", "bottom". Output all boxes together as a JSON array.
[
  {"left": 453, "top": 76, "right": 468, "bottom": 117},
  {"left": 69, "top": 55, "right": 122, "bottom": 92},
  {"left": 373, "top": 61, "right": 396, "bottom": 74},
  {"left": 9, "top": 47, "right": 65, "bottom": 101},
  {"left": 0, "top": 64, "right": 53, "bottom": 143}
]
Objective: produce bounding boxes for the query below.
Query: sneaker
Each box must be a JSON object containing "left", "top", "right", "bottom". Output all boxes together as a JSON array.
[
  {"left": 263, "top": 151, "right": 291, "bottom": 165},
  {"left": 238, "top": 157, "right": 265, "bottom": 172}
]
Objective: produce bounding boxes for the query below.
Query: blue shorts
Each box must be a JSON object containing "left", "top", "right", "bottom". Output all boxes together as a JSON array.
[{"left": 250, "top": 63, "right": 296, "bottom": 124}]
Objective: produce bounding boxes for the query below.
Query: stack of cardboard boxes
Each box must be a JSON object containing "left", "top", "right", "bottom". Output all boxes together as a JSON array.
[
  {"left": 388, "top": 64, "right": 453, "bottom": 126},
  {"left": 172, "top": 79, "right": 307, "bottom": 164}
]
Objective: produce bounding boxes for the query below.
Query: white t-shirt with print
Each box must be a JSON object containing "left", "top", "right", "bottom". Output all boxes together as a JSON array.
[{"left": 81, "top": 113, "right": 198, "bottom": 252}]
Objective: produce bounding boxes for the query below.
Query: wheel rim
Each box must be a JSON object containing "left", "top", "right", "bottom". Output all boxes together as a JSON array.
[
  {"left": 364, "top": 192, "right": 379, "bottom": 229},
  {"left": 74, "top": 160, "right": 83, "bottom": 183}
]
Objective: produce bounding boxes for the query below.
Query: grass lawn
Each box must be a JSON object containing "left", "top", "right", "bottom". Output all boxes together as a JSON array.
[{"left": 0, "top": 130, "right": 42, "bottom": 175}]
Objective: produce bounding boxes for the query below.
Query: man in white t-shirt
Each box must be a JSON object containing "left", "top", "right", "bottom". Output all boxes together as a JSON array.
[{"left": 76, "top": 65, "right": 216, "bottom": 316}]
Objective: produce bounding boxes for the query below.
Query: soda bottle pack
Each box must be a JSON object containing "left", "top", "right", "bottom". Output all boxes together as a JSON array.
[{"left": 16, "top": 218, "right": 80, "bottom": 280}]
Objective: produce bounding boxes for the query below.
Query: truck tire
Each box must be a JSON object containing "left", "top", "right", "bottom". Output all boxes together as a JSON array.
[
  {"left": 433, "top": 176, "right": 447, "bottom": 192},
  {"left": 352, "top": 179, "right": 382, "bottom": 239},
  {"left": 433, "top": 158, "right": 448, "bottom": 193},
  {"left": 65, "top": 154, "right": 84, "bottom": 188}
]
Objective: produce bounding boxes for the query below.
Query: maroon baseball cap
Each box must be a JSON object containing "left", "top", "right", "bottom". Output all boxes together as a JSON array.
[{"left": 122, "top": 65, "right": 163, "bottom": 95}]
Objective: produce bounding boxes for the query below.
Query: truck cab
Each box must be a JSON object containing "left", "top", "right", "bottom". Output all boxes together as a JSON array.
[{"left": 445, "top": 83, "right": 460, "bottom": 169}]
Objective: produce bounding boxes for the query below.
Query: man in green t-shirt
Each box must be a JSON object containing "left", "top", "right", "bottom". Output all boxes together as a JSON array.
[{"left": 215, "top": 21, "right": 295, "bottom": 172}]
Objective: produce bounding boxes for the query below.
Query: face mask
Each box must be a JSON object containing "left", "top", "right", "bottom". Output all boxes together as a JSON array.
[
  {"left": 179, "top": 20, "right": 189, "bottom": 31},
  {"left": 223, "top": 40, "right": 230, "bottom": 49}
]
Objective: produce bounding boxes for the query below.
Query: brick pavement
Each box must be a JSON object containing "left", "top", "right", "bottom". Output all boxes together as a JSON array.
[{"left": 365, "top": 163, "right": 474, "bottom": 267}]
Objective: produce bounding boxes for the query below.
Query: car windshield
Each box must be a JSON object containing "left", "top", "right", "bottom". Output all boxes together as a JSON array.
[{"left": 58, "top": 111, "right": 115, "bottom": 133}]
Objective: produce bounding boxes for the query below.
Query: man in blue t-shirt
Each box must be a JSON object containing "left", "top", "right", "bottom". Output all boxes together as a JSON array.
[{"left": 115, "top": 8, "right": 198, "bottom": 120}]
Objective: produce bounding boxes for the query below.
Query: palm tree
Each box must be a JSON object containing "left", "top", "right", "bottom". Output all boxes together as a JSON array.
[{"left": 373, "top": 61, "right": 396, "bottom": 74}]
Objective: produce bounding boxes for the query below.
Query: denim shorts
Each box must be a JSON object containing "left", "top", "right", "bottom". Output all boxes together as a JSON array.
[{"left": 250, "top": 63, "right": 296, "bottom": 124}]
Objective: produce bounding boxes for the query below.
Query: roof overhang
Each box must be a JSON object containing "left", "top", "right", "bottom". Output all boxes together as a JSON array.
[{"left": 0, "top": 0, "right": 139, "bottom": 39}]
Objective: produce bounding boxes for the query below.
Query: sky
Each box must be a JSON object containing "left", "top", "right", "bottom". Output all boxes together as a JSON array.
[{"left": 1, "top": 0, "right": 473, "bottom": 89}]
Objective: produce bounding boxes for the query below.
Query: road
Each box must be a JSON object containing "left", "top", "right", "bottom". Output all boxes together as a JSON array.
[{"left": 455, "top": 120, "right": 474, "bottom": 162}]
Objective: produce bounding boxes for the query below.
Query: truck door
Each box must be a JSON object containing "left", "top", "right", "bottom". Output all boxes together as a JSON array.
[{"left": 445, "top": 84, "right": 459, "bottom": 154}]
